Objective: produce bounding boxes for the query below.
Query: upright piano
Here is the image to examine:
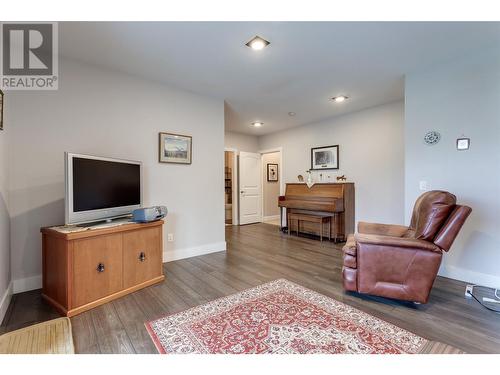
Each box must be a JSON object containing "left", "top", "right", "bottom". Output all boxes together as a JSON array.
[{"left": 278, "top": 183, "right": 355, "bottom": 242}]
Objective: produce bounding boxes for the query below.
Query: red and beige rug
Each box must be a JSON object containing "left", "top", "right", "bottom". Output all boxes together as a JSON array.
[{"left": 145, "top": 279, "right": 461, "bottom": 354}]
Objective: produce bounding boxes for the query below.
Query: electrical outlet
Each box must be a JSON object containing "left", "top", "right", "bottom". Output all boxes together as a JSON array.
[
  {"left": 465, "top": 284, "right": 474, "bottom": 298},
  {"left": 167, "top": 233, "right": 174, "bottom": 242}
]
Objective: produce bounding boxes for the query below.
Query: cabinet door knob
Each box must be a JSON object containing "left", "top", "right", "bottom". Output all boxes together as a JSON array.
[
  {"left": 139, "top": 252, "right": 146, "bottom": 262},
  {"left": 97, "top": 263, "right": 105, "bottom": 273}
]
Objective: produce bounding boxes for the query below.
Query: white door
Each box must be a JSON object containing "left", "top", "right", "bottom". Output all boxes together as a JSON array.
[{"left": 239, "top": 152, "right": 262, "bottom": 225}]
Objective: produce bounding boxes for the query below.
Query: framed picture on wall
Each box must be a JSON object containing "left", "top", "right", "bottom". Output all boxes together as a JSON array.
[
  {"left": 267, "top": 163, "right": 278, "bottom": 182},
  {"left": 159, "top": 132, "right": 192, "bottom": 164},
  {"left": 311, "top": 145, "right": 339, "bottom": 170},
  {"left": 0, "top": 89, "right": 4, "bottom": 131}
]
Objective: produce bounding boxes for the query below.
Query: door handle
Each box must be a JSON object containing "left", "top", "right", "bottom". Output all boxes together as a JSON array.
[
  {"left": 139, "top": 252, "right": 146, "bottom": 262},
  {"left": 96, "top": 263, "right": 105, "bottom": 273}
]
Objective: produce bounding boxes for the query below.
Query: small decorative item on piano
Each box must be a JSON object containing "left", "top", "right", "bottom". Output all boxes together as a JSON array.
[
  {"left": 311, "top": 145, "right": 339, "bottom": 170},
  {"left": 336, "top": 175, "right": 347, "bottom": 182},
  {"left": 306, "top": 170, "right": 314, "bottom": 188},
  {"left": 297, "top": 175, "right": 304, "bottom": 182}
]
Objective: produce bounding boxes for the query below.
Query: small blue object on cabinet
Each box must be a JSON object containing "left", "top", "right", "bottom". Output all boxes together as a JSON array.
[{"left": 132, "top": 206, "right": 168, "bottom": 223}]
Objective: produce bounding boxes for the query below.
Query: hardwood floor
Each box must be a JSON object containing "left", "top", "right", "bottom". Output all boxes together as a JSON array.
[{"left": 1, "top": 223, "right": 500, "bottom": 353}]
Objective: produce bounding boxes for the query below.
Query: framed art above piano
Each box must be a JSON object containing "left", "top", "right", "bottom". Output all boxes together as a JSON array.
[{"left": 311, "top": 145, "right": 339, "bottom": 170}]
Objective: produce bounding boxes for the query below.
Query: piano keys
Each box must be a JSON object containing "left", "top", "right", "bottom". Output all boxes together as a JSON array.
[{"left": 278, "top": 183, "right": 355, "bottom": 242}]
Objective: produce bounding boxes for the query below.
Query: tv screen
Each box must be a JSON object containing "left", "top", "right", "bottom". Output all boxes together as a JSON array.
[{"left": 72, "top": 157, "right": 141, "bottom": 212}]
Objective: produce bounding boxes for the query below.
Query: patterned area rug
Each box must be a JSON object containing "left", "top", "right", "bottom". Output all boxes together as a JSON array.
[{"left": 145, "top": 279, "right": 459, "bottom": 354}]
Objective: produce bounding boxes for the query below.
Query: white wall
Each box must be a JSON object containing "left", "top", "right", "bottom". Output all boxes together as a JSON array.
[
  {"left": 225, "top": 131, "right": 259, "bottom": 152},
  {"left": 7, "top": 59, "right": 225, "bottom": 292},
  {"left": 0, "top": 122, "right": 12, "bottom": 323},
  {"left": 405, "top": 47, "right": 500, "bottom": 288},
  {"left": 259, "top": 101, "right": 405, "bottom": 226}
]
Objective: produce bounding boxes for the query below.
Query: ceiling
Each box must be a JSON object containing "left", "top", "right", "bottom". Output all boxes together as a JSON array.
[{"left": 59, "top": 22, "right": 500, "bottom": 135}]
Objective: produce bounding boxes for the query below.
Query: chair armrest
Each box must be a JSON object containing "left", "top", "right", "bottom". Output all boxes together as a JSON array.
[
  {"left": 354, "top": 233, "right": 441, "bottom": 252},
  {"left": 357, "top": 222, "right": 409, "bottom": 237}
]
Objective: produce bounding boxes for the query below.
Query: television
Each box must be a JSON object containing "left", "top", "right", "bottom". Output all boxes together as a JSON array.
[{"left": 65, "top": 152, "right": 142, "bottom": 225}]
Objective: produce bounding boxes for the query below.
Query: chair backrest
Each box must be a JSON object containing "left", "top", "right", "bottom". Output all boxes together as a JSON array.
[
  {"left": 409, "top": 191, "right": 457, "bottom": 241},
  {"left": 433, "top": 205, "right": 472, "bottom": 251}
]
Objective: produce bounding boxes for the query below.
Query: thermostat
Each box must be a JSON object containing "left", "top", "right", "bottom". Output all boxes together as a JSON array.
[{"left": 457, "top": 138, "right": 470, "bottom": 151}]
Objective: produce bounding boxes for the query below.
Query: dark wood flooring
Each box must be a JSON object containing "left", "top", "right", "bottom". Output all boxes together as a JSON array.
[{"left": 1, "top": 223, "right": 500, "bottom": 353}]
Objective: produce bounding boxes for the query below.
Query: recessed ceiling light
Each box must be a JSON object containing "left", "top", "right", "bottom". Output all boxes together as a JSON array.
[
  {"left": 252, "top": 121, "right": 264, "bottom": 128},
  {"left": 332, "top": 95, "right": 348, "bottom": 103},
  {"left": 245, "top": 36, "right": 270, "bottom": 51},
  {"left": 288, "top": 112, "right": 296, "bottom": 116}
]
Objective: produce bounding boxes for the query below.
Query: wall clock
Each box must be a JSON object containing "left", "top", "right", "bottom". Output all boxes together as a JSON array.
[{"left": 423, "top": 131, "right": 441, "bottom": 145}]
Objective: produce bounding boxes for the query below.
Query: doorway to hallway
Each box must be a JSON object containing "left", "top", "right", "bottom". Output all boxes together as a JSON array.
[{"left": 261, "top": 150, "right": 282, "bottom": 226}]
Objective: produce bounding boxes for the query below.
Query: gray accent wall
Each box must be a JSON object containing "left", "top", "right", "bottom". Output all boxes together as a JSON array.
[
  {"left": 7, "top": 58, "right": 225, "bottom": 293},
  {"left": 405, "top": 47, "right": 500, "bottom": 287}
]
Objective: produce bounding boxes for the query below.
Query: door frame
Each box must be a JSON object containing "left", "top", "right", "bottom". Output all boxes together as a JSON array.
[
  {"left": 259, "top": 147, "right": 283, "bottom": 223},
  {"left": 224, "top": 147, "right": 239, "bottom": 225}
]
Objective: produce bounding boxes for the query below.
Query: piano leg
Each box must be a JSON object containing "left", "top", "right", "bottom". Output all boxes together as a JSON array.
[
  {"left": 320, "top": 220, "right": 323, "bottom": 242},
  {"left": 280, "top": 207, "right": 289, "bottom": 234},
  {"left": 332, "top": 213, "right": 341, "bottom": 243}
]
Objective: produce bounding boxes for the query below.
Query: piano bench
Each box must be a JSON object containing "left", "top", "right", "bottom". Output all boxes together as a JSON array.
[{"left": 287, "top": 213, "right": 332, "bottom": 242}]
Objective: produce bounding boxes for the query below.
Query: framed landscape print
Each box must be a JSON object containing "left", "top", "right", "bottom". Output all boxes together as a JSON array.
[
  {"left": 0, "top": 89, "right": 4, "bottom": 131},
  {"left": 159, "top": 132, "right": 192, "bottom": 164},
  {"left": 267, "top": 163, "right": 278, "bottom": 182},
  {"left": 311, "top": 145, "right": 339, "bottom": 170}
]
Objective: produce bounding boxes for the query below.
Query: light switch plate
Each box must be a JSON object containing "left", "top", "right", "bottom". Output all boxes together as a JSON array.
[
  {"left": 419, "top": 181, "right": 428, "bottom": 191},
  {"left": 167, "top": 233, "right": 174, "bottom": 242}
]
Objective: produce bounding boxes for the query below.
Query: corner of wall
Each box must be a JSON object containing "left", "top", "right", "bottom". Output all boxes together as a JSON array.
[
  {"left": 0, "top": 281, "right": 13, "bottom": 325},
  {"left": 0, "top": 123, "right": 12, "bottom": 324}
]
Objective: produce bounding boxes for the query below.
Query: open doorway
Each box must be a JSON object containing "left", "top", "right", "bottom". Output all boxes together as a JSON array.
[
  {"left": 224, "top": 150, "right": 237, "bottom": 225},
  {"left": 261, "top": 148, "right": 283, "bottom": 226},
  {"left": 231, "top": 148, "right": 283, "bottom": 226}
]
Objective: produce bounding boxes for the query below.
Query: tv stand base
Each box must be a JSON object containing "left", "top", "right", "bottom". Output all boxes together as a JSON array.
[{"left": 41, "top": 220, "right": 165, "bottom": 316}]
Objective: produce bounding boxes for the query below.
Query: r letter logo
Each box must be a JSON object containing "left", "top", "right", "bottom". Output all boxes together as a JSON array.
[{"left": 1, "top": 22, "right": 58, "bottom": 90}]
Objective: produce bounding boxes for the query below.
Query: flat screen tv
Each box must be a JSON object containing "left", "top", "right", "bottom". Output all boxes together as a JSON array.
[{"left": 65, "top": 152, "right": 142, "bottom": 225}]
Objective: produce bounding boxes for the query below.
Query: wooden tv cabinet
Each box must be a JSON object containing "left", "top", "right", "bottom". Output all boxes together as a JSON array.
[{"left": 41, "top": 220, "right": 165, "bottom": 317}]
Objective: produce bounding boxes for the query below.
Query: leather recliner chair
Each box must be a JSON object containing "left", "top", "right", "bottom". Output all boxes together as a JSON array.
[{"left": 342, "top": 191, "right": 471, "bottom": 303}]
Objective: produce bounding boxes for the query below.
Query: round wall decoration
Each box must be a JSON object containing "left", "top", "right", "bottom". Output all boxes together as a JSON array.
[{"left": 423, "top": 131, "right": 441, "bottom": 145}]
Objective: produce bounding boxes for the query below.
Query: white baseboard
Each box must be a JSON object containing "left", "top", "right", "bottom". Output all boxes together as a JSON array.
[
  {"left": 13, "top": 275, "right": 42, "bottom": 294},
  {"left": 163, "top": 241, "right": 226, "bottom": 263},
  {"left": 262, "top": 215, "right": 280, "bottom": 222},
  {"left": 8, "top": 243, "right": 226, "bottom": 294},
  {"left": 439, "top": 264, "right": 500, "bottom": 289},
  {"left": 0, "top": 281, "right": 13, "bottom": 325}
]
